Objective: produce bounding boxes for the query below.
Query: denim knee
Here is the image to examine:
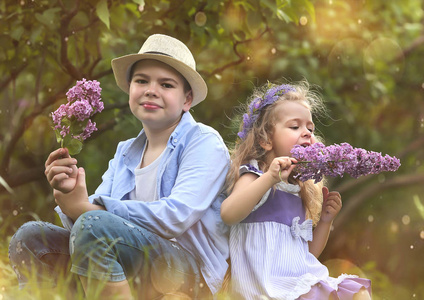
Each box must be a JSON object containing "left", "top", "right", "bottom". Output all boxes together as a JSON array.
[
  {"left": 9, "top": 221, "right": 70, "bottom": 288},
  {"left": 70, "top": 211, "right": 123, "bottom": 255},
  {"left": 70, "top": 210, "right": 127, "bottom": 281}
]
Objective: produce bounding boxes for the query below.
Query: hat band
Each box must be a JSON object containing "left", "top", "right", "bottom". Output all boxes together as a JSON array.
[
  {"left": 126, "top": 51, "right": 174, "bottom": 82},
  {"left": 144, "top": 51, "right": 173, "bottom": 57}
]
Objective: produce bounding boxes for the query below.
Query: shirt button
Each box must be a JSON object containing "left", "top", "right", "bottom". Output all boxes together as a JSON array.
[{"left": 174, "top": 139, "right": 178, "bottom": 143}]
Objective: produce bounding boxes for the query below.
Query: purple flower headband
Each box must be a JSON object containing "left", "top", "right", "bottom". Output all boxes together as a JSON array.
[{"left": 237, "top": 83, "right": 297, "bottom": 139}]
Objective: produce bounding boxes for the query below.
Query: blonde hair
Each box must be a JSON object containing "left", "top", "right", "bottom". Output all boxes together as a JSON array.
[{"left": 226, "top": 80, "right": 327, "bottom": 225}]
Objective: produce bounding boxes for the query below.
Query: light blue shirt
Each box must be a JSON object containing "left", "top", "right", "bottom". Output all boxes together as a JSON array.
[{"left": 56, "top": 112, "right": 230, "bottom": 294}]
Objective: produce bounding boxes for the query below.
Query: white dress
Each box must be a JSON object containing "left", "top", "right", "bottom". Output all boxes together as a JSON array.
[{"left": 229, "top": 160, "right": 370, "bottom": 300}]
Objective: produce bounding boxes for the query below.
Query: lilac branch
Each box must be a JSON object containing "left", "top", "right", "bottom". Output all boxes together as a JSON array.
[{"left": 290, "top": 143, "right": 401, "bottom": 183}]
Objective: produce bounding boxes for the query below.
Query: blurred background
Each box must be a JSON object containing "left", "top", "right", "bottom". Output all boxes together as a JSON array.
[{"left": 0, "top": 0, "right": 423, "bottom": 299}]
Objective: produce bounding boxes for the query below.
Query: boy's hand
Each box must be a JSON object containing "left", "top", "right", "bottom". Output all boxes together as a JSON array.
[
  {"left": 45, "top": 148, "right": 78, "bottom": 193},
  {"left": 320, "top": 186, "right": 342, "bottom": 223},
  {"left": 268, "top": 156, "right": 297, "bottom": 183},
  {"left": 54, "top": 167, "right": 90, "bottom": 220}
]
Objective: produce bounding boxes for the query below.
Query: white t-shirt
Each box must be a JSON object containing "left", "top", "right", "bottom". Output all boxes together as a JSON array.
[{"left": 129, "top": 143, "right": 165, "bottom": 202}]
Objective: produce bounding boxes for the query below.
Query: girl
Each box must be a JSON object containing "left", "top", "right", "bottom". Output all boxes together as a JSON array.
[{"left": 221, "top": 81, "right": 371, "bottom": 300}]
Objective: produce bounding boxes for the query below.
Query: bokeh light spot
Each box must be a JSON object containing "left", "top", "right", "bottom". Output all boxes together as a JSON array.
[
  {"left": 195, "top": 12, "right": 207, "bottom": 27},
  {"left": 402, "top": 215, "right": 410, "bottom": 225},
  {"left": 368, "top": 215, "right": 374, "bottom": 222},
  {"left": 327, "top": 38, "right": 367, "bottom": 76},
  {"left": 419, "top": 230, "right": 424, "bottom": 239},
  {"left": 363, "top": 37, "right": 404, "bottom": 79},
  {"left": 300, "top": 16, "right": 308, "bottom": 26}
]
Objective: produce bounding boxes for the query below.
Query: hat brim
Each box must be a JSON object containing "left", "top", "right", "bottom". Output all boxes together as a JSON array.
[{"left": 111, "top": 53, "right": 207, "bottom": 107}]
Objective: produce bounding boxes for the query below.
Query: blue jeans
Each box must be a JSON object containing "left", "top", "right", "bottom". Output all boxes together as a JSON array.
[{"left": 9, "top": 210, "right": 211, "bottom": 299}]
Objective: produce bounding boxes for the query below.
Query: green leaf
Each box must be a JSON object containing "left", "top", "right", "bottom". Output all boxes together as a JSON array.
[
  {"left": 96, "top": 0, "right": 110, "bottom": 29},
  {"left": 0, "top": 175, "right": 14, "bottom": 194},
  {"left": 53, "top": 127, "right": 63, "bottom": 144},
  {"left": 302, "top": 0, "right": 316, "bottom": 23},
  {"left": 66, "top": 138, "right": 83, "bottom": 155},
  {"left": 10, "top": 26, "right": 24, "bottom": 41},
  {"left": 34, "top": 8, "right": 61, "bottom": 28}
]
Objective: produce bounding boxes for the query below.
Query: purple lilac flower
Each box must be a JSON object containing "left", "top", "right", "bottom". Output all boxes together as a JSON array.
[
  {"left": 290, "top": 142, "right": 401, "bottom": 183},
  {"left": 73, "top": 119, "right": 98, "bottom": 141},
  {"left": 238, "top": 84, "right": 296, "bottom": 139},
  {"left": 51, "top": 79, "right": 104, "bottom": 154}
]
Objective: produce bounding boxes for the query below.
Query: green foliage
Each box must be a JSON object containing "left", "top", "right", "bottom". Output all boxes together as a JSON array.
[{"left": 1, "top": 0, "right": 423, "bottom": 298}]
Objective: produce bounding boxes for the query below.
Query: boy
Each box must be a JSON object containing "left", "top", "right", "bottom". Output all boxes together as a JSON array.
[{"left": 10, "top": 34, "right": 230, "bottom": 299}]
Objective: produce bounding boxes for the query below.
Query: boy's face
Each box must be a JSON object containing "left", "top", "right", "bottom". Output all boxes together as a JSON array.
[{"left": 128, "top": 59, "right": 193, "bottom": 131}]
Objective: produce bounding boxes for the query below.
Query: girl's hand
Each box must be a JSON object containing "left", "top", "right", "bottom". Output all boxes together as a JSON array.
[
  {"left": 267, "top": 156, "right": 297, "bottom": 184},
  {"left": 45, "top": 148, "right": 78, "bottom": 193},
  {"left": 320, "top": 186, "right": 342, "bottom": 223}
]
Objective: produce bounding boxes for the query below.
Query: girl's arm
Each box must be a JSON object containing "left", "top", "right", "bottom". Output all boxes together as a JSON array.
[
  {"left": 309, "top": 187, "right": 342, "bottom": 257},
  {"left": 221, "top": 172, "right": 275, "bottom": 225},
  {"left": 221, "top": 157, "right": 297, "bottom": 225}
]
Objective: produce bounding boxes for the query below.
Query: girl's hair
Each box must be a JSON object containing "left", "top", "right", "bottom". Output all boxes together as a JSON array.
[{"left": 226, "top": 80, "right": 327, "bottom": 225}]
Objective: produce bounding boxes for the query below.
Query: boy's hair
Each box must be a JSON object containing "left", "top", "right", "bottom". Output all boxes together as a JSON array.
[
  {"left": 226, "top": 80, "right": 327, "bottom": 225},
  {"left": 129, "top": 59, "right": 192, "bottom": 94}
]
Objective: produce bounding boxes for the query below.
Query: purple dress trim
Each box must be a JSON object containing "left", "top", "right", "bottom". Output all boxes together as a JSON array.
[
  {"left": 241, "top": 189, "right": 305, "bottom": 226},
  {"left": 297, "top": 277, "right": 372, "bottom": 300}
]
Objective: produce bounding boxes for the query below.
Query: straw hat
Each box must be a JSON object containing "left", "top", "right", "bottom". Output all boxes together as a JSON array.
[{"left": 111, "top": 34, "right": 208, "bottom": 107}]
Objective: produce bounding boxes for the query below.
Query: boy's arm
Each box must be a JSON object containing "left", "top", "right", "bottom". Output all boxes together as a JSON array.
[
  {"left": 54, "top": 167, "right": 105, "bottom": 222},
  {"left": 94, "top": 132, "right": 230, "bottom": 239}
]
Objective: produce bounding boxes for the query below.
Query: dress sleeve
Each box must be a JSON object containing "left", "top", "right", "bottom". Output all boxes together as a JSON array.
[{"left": 239, "top": 161, "right": 271, "bottom": 211}]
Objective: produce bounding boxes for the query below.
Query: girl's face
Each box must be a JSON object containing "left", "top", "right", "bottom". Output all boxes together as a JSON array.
[
  {"left": 128, "top": 59, "right": 193, "bottom": 132},
  {"left": 264, "top": 100, "right": 314, "bottom": 158}
]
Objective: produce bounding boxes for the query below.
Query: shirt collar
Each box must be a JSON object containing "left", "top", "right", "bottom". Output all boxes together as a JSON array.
[{"left": 123, "top": 111, "right": 195, "bottom": 166}]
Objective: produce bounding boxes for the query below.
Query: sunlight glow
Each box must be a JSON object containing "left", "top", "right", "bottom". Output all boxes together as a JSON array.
[{"left": 390, "top": 222, "right": 399, "bottom": 233}]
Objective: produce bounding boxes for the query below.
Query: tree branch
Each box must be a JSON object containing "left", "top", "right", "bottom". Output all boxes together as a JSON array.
[
  {"left": 203, "top": 26, "right": 271, "bottom": 77},
  {"left": 59, "top": 0, "right": 81, "bottom": 79},
  {"left": 0, "top": 166, "right": 45, "bottom": 193},
  {"left": 0, "top": 63, "right": 28, "bottom": 93},
  {"left": 0, "top": 83, "right": 71, "bottom": 175},
  {"left": 333, "top": 173, "right": 424, "bottom": 230}
]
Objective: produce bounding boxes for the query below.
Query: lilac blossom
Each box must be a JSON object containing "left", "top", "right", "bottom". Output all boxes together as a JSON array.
[
  {"left": 51, "top": 79, "right": 104, "bottom": 154},
  {"left": 290, "top": 142, "right": 401, "bottom": 183}
]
